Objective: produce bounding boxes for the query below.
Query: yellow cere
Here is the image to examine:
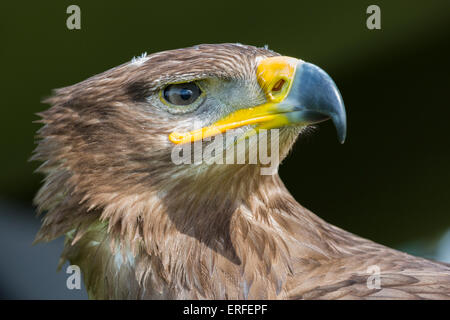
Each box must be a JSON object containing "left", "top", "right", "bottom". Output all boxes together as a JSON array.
[{"left": 169, "top": 56, "right": 299, "bottom": 144}]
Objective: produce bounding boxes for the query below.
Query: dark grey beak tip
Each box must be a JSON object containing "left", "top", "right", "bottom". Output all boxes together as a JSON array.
[
  {"left": 294, "top": 62, "right": 348, "bottom": 144},
  {"left": 332, "top": 112, "right": 347, "bottom": 144},
  {"left": 338, "top": 130, "right": 346, "bottom": 144}
]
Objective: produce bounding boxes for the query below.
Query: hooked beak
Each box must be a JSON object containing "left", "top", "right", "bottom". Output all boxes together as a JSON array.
[{"left": 169, "top": 56, "right": 347, "bottom": 144}]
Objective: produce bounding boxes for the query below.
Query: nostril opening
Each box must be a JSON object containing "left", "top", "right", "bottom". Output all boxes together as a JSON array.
[{"left": 271, "top": 79, "right": 285, "bottom": 92}]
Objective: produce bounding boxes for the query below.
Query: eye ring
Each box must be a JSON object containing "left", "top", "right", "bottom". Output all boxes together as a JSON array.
[{"left": 161, "top": 82, "right": 202, "bottom": 106}]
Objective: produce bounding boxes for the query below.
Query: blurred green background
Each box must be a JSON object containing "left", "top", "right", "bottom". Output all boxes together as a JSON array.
[{"left": 1, "top": 0, "right": 450, "bottom": 298}]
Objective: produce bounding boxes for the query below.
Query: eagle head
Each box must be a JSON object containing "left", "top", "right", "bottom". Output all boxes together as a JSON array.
[{"left": 33, "top": 43, "right": 345, "bottom": 268}]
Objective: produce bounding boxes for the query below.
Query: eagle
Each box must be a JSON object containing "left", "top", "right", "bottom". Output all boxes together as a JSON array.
[{"left": 33, "top": 43, "right": 450, "bottom": 299}]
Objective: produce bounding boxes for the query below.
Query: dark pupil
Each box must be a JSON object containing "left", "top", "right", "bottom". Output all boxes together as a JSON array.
[
  {"left": 179, "top": 88, "right": 192, "bottom": 100},
  {"left": 163, "top": 82, "right": 201, "bottom": 106}
]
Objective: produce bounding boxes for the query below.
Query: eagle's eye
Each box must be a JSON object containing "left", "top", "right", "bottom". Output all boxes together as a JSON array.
[{"left": 162, "top": 82, "right": 202, "bottom": 106}]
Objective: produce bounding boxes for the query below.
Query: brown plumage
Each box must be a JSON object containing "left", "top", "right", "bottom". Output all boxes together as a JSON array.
[{"left": 33, "top": 43, "right": 450, "bottom": 299}]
